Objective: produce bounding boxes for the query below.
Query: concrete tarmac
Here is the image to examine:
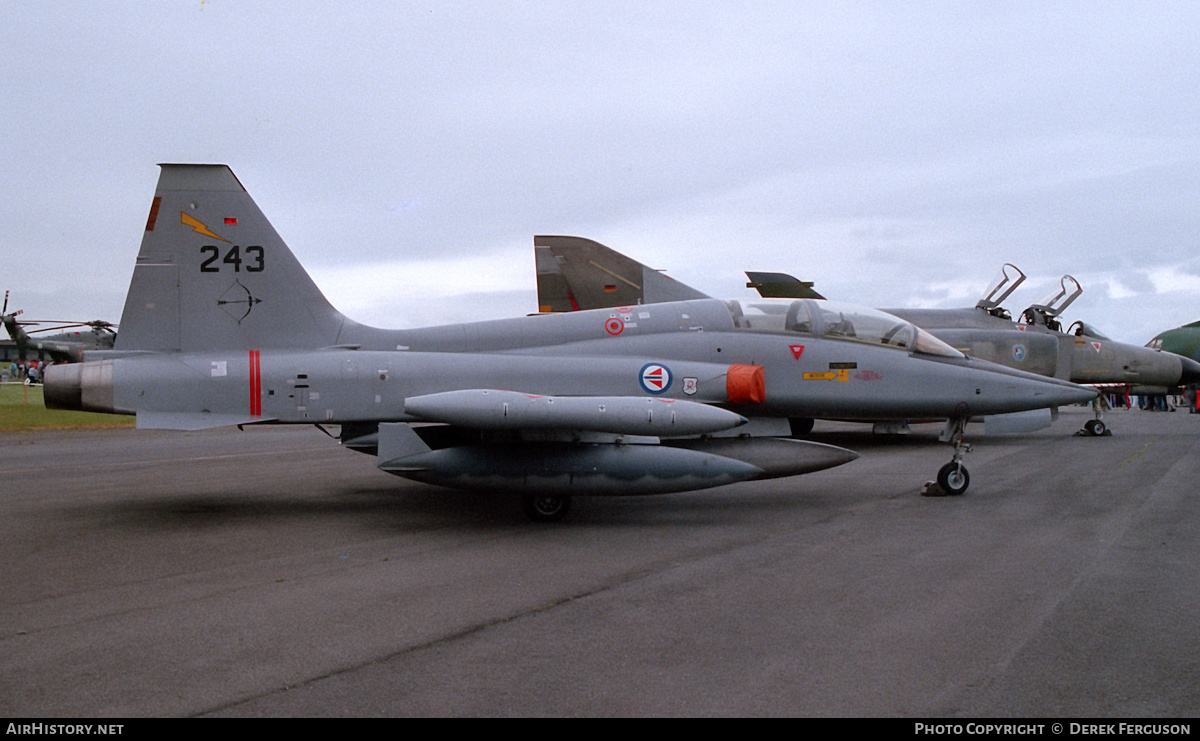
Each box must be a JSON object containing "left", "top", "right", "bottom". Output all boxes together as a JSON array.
[{"left": 2, "top": 406, "right": 1198, "bottom": 717}]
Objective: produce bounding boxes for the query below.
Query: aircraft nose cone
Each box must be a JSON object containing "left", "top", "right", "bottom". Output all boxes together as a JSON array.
[
  {"left": 1024, "top": 375, "right": 1098, "bottom": 408},
  {"left": 1177, "top": 355, "right": 1200, "bottom": 386},
  {"left": 964, "top": 356, "right": 1098, "bottom": 414},
  {"left": 1053, "top": 382, "right": 1100, "bottom": 407}
]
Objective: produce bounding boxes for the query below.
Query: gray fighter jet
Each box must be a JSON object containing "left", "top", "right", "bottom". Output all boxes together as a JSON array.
[
  {"left": 535, "top": 235, "right": 710, "bottom": 312},
  {"left": 536, "top": 239, "right": 1199, "bottom": 438},
  {"left": 752, "top": 265, "right": 1200, "bottom": 436},
  {"left": 45, "top": 165, "right": 1095, "bottom": 519}
]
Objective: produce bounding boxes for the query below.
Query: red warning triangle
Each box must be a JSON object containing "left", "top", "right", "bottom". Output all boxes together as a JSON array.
[{"left": 789, "top": 344, "right": 805, "bottom": 360}]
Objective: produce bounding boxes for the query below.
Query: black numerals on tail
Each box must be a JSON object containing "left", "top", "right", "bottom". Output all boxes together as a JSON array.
[{"left": 200, "top": 246, "right": 265, "bottom": 273}]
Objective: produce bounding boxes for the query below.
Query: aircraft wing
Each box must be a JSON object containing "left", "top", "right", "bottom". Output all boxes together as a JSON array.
[{"left": 535, "top": 235, "right": 709, "bottom": 312}]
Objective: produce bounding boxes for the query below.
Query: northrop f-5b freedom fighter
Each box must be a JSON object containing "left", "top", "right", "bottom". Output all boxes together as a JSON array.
[{"left": 46, "top": 165, "right": 1095, "bottom": 519}]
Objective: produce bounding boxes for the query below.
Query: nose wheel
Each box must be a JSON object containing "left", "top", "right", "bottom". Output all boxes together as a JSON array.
[
  {"left": 923, "top": 416, "right": 972, "bottom": 497},
  {"left": 1078, "top": 397, "right": 1112, "bottom": 437},
  {"left": 1082, "top": 418, "right": 1108, "bottom": 436},
  {"left": 937, "top": 461, "right": 970, "bottom": 495}
]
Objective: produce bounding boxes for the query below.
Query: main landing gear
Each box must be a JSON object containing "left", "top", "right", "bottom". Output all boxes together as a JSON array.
[
  {"left": 923, "top": 416, "right": 972, "bottom": 497},
  {"left": 522, "top": 493, "right": 572, "bottom": 523}
]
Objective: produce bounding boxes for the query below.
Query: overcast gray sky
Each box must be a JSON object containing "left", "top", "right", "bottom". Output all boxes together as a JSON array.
[{"left": 4, "top": 2, "right": 1198, "bottom": 344}]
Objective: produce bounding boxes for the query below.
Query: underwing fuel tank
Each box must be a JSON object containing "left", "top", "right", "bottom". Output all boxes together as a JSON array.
[
  {"left": 376, "top": 423, "right": 858, "bottom": 495},
  {"left": 403, "top": 390, "right": 749, "bottom": 437}
]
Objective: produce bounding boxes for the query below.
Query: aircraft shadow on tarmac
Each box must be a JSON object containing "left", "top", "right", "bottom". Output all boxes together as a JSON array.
[
  {"left": 71, "top": 475, "right": 859, "bottom": 531},
  {"left": 63, "top": 421, "right": 1045, "bottom": 531}
]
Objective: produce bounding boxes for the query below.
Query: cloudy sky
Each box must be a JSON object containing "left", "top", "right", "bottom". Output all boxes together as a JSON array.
[{"left": 4, "top": 2, "right": 1198, "bottom": 344}]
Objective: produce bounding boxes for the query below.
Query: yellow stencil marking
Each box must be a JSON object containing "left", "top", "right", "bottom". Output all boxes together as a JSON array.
[{"left": 803, "top": 369, "right": 850, "bottom": 382}]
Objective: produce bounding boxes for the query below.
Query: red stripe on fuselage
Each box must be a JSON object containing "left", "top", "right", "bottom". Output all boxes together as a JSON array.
[{"left": 249, "top": 350, "right": 261, "bottom": 416}]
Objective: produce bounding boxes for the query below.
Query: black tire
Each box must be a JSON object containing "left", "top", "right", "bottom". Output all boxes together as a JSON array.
[
  {"left": 1085, "top": 419, "right": 1106, "bottom": 436},
  {"left": 789, "top": 417, "right": 815, "bottom": 436},
  {"left": 522, "top": 493, "right": 572, "bottom": 523},
  {"left": 937, "top": 462, "right": 970, "bottom": 496}
]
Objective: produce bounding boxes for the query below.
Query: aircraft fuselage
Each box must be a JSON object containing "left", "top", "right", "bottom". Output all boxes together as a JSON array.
[
  {"left": 54, "top": 299, "right": 1095, "bottom": 427},
  {"left": 887, "top": 307, "right": 1200, "bottom": 390}
]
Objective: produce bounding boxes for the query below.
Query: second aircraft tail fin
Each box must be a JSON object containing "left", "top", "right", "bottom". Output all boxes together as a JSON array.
[{"left": 534, "top": 235, "right": 709, "bottom": 312}]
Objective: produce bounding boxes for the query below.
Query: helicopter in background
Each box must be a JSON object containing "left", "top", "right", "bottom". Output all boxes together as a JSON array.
[{"left": 2, "top": 292, "right": 117, "bottom": 364}]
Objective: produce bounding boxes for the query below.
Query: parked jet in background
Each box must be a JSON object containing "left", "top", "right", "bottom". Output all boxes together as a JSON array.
[
  {"left": 45, "top": 166, "right": 1094, "bottom": 519},
  {"left": 751, "top": 265, "right": 1200, "bottom": 435},
  {"left": 535, "top": 235, "right": 710, "bottom": 312},
  {"left": 1146, "top": 320, "right": 1200, "bottom": 413},
  {"left": 1147, "top": 321, "right": 1200, "bottom": 363},
  {"left": 533, "top": 239, "right": 1198, "bottom": 438},
  {"left": 534, "top": 235, "right": 825, "bottom": 308}
]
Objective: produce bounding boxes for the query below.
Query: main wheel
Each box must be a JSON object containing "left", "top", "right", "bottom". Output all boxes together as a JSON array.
[
  {"left": 1084, "top": 419, "right": 1106, "bottom": 436},
  {"left": 937, "top": 462, "right": 970, "bottom": 496},
  {"left": 522, "top": 493, "right": 572, "bottom": 523},
  {"left": 789, "top": 417, "right": 815, "bottom": 436}
]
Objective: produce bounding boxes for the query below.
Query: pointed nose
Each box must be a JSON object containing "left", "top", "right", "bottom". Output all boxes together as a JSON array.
[
  {"left": 1033, "top": 378, "right": 1099, "bottom": 408},
  {"left": 1177, "top": 355, "right": 1200, "bottom": 386},
  {"left": 962, "top": 356, "right": 1098, "bottom": 414}
]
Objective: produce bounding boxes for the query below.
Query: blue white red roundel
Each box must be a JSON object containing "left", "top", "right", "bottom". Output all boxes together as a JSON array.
[{"left": 639, "top": 363, "right": 672, "bottom": 394}]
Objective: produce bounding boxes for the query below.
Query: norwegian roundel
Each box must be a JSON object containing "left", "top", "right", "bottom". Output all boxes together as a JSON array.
[
  {"left": 639, "top": 363, "right": 672, "bottom": 394},
  {"left": 605, "top": 317, "right": 624, "bottom": 335}
]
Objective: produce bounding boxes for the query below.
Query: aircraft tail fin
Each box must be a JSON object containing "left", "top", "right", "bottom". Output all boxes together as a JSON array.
[
  {"left": 2, "top": 312, "right": 31, "bottom": 349},
  {"left": 116, "top": 164, "right": 353, "bottom": 353},
  {"left": 744, "top": 271, "right": 825, "bottom": 300},
  {"left": 534, "top": 235, "right": 709, "bottom": 312},
  {"left": 1, "top": 291, "right": 30, "bottom": 348}
]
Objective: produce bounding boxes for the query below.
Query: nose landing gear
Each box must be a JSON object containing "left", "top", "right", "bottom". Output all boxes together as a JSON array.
[
  {"left": 1078, "top": 397, "right": 1112, "bottom": 437},
  {"left": 923, "top": 416, "right": 972, "bottom": 497}
]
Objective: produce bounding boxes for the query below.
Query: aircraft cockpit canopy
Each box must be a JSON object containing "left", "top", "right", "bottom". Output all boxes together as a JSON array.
[
  {"left": 1022, "top": 275, "right": 1083, "bottom": 329},
  {"left": 1068, "top": 320, "right": 1110, "bottom": 340},
  {"left": 976, "top": 263, "right": 1027, "bottom": 313},
  {"left": 723, "top": 299, "right": 964, "bottom": 358}
]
